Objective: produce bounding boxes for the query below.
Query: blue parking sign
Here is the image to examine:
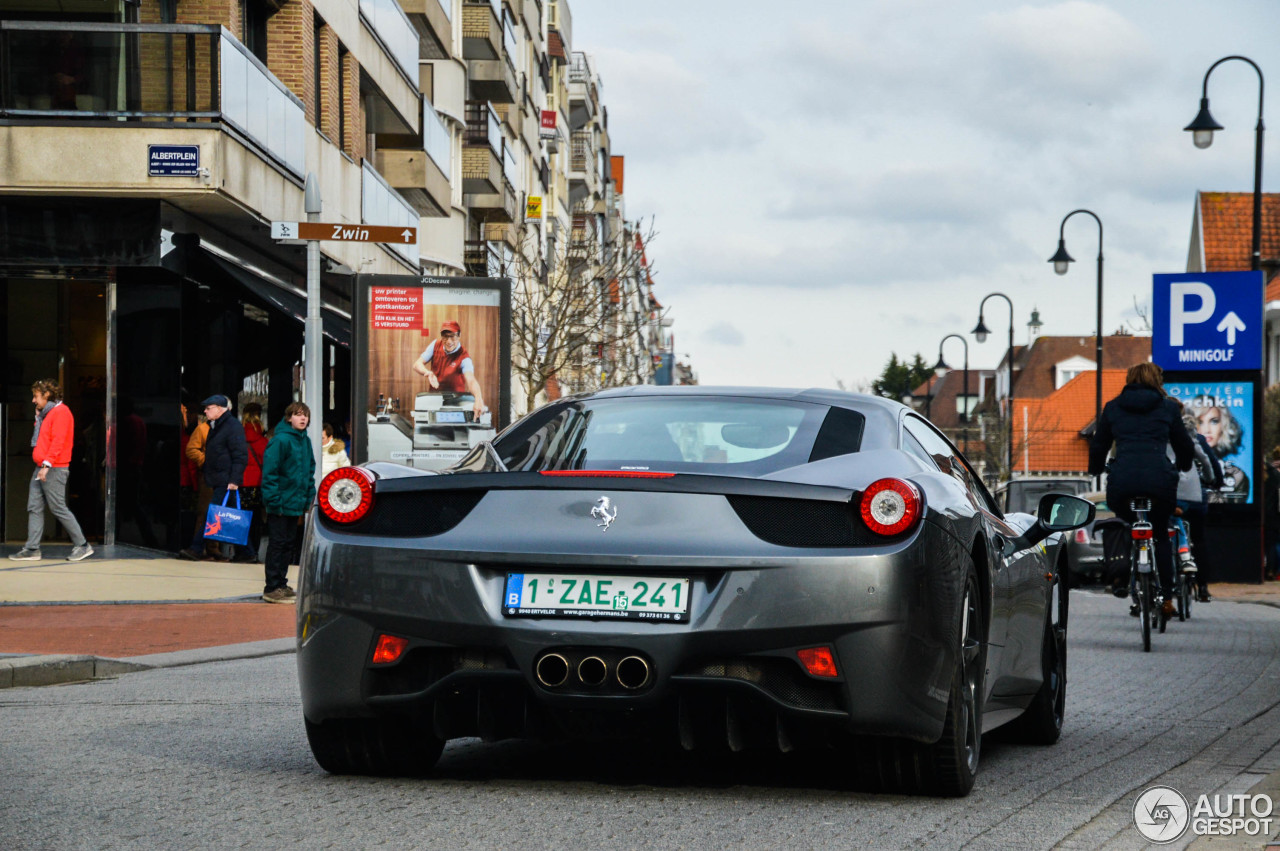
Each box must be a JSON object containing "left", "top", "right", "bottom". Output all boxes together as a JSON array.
[{"left": 1152, "top": 271, "right": 1263, "bottom": 371}]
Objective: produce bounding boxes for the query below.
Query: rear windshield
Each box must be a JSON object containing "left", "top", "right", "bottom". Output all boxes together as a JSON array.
[{"left": 494, "top": 397, "right": 862, "bottom": 476}]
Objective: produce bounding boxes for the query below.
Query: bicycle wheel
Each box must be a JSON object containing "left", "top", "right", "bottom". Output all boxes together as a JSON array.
[
  {"left": 1139, "top": 572, "right": 1152, "bottom": 652},
  {"left": 1180, "top": 573, "right": 1192, "bottom": 621},
  {"left": 1157, "top": 582, "right": 1168, "bottom": 634}
]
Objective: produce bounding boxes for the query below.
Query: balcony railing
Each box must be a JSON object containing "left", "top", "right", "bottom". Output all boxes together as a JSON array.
[
  {"left": 363, "top": 161, "right": 421, "bottom": 267},
  {"left": 360, "top": 0, "right": 419, "bottom": 82},
  {"left": 0, "top": 22, "right": 306, "bottom": 177},
  {"left": 464, "top": 100, "right": 502, "bottom": 151},
  {"left": 423, "top": 96, "right": 451, "bottom": 174}
]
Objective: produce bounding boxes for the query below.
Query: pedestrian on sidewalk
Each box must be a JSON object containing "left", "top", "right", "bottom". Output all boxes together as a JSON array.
[
  {"left": 9, "top": 380, "right": 93, "bottom": 562},
  {"left": 260, "top": 402, "right": 315, "bottom": 604},
  {"left": 238, "top": 402, "right": 268, "bottom": 564},
  {"left": 179, "top": 408, "right": 214, "bottom": 561},
  {"left": 199, "top": 394, "right": 252, "bottom": 563},
  {"left": 321, "top": 422, "right": 350, "bottom": 476}
]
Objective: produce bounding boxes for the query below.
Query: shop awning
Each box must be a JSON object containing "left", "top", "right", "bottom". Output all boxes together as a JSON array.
[{"left": 203, "top": 252, "right": 350, "bottom": 347}]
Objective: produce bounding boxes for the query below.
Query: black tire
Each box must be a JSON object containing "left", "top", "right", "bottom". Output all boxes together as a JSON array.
[
  {"left": 1181, "top": 574, "right": 1193, "bottom": 621},
  {"left": 305, "top": 716, "right": 444, "bottom": 777},
  {"left": 922, "top": 567, "right": 983, "bottom": 796},
  {"left": 1002, "top": 613, "right": 1065, "bottom": 745},
  {"left": 1139, "top": 572, "right": 1152, "bottom": 652}
]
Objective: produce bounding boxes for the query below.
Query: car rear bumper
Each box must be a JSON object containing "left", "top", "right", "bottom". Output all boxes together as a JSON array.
[{"left": 296, "top": 519, "right": 967, "bottom": 745}]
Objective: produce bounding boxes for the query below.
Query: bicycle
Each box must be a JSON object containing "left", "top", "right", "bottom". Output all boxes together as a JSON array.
[
  {"left": 1171, "top": 513, "right": 1197, "bottom": 622},
  {"left": 1127, "top": 498, "right": 1165, "bottom": 652}
]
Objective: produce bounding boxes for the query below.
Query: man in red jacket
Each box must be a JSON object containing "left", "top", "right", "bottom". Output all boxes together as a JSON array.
[{"left": 8, "top": 380, "right": 92, "bottom": 562}]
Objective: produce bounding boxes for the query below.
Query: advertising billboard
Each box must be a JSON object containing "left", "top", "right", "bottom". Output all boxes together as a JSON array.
[
  {"left": 1165, "top": 381, "right": 1254, "bottom": 504},
  {"left": 352, "top": 275, "right": 511, "bottom": 470}
]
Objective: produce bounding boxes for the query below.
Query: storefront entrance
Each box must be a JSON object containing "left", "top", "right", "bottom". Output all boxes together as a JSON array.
[{"left": 3, "top": 276, "right": 108, "bottom": 545}]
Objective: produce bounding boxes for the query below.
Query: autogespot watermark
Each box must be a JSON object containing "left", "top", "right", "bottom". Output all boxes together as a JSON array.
[{"left": 1133, "top": 785, "right": 1275, "bottom": 844}]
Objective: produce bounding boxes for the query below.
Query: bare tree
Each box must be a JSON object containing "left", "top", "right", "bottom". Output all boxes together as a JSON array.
[{"left": 488, "top": 211, "right": 663, "bottom": 415}]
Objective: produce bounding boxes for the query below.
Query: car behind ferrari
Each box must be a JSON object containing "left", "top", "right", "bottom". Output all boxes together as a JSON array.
[{"left": 297, "top": 387, "right": 1092, "bottom": 796}]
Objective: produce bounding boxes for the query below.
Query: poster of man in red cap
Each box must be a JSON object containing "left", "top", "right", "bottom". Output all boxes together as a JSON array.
[{"left": 354, "top": 276, "right": 510, "bottom": 469}]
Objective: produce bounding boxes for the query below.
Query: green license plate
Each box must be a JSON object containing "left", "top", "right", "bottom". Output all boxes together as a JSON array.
[{"left": 503, "top": 573, "right": 690, "bottom": 622}]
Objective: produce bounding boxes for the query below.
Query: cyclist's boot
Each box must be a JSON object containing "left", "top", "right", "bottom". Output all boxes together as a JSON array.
[
  {"left": 1198, "top": 585, "right": 1212, "bottom": 603},
  {"left": 1129, "top": 603, "right": 1140, "bottom": 617},
  {"left": 1162, "top": 598, "right": 1176, "bottom": 619}
]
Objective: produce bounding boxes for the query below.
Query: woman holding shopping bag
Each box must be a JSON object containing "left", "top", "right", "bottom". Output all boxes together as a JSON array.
[{"left": 259, "top": 402, "right": 315, "bottom": 604}]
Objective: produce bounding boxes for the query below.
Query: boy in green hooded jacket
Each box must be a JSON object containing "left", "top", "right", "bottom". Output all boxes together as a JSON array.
[{"left": 260, "top": 402, "right": 316, "bottom": 603}]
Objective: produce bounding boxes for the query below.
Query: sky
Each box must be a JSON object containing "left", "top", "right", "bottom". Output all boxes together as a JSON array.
[{"left": 565, "top": 0, "right": 1277, "bottom": 390}]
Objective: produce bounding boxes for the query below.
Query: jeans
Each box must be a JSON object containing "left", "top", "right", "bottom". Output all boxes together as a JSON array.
[
  {"left": 264, "top": 512, "right": 300, "bottom": 593},
  {"left": 25, "top": 466, "right": 87, "bottom": 549}
]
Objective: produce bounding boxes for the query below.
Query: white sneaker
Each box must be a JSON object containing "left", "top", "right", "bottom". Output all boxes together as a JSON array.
[
  {"left": 8, "top": 548, "right": 41, "bottom": 561},
  {"left": 67, "top": 544, "right": 94, "bottom": 562}
]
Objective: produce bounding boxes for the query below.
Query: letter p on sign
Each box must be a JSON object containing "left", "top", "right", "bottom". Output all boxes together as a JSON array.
[{"left": 1170, "top": 282, "right": 1215, "bottom": 346}]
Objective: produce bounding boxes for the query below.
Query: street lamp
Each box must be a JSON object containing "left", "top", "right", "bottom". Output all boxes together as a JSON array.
[
  {"left": 1184, "top": 56, "right": 1265, "bottom": 272},
  {"left": 973, "top": 293, "right": 1015, "bottom": 481},
  {"left": 935, "top": 333, "right": 969, "bottom": 455},
  {"left": 1049, "top": 209, "right": 1104, "bottom": 466}
]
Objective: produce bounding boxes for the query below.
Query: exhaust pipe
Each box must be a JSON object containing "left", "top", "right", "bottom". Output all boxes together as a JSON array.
[
  {"left": 535, "top": 653, "right": 570, "bottom": 688},
  {"left": 616, "top": 655, "right": 652, "bottom": 690},
  {"left": 577, "top": 656, "right": 608, "bottom": 687}
]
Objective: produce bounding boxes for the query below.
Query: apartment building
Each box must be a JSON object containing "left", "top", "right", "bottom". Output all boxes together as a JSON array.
[{"left": 0, "top": 0, "right": 676, "bottom": 550}]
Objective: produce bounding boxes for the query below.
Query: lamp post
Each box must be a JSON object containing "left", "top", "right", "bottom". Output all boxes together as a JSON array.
[
  {"left": 1184, "top": 56, "right": 1265, "bottom": 272},
  {"left": 1049, "top": 210, "right": 1104, "bottom": 455},
  {"left": 973, "top": 293, "right": 1015, "bottom": 481},
  {"left": 934, "top": 333, "right": 969, "bottom": 455}
]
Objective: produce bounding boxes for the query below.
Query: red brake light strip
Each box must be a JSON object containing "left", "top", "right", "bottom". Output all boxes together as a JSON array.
[{"left": 539, "top": 470, "right": 676, "bottom": 478}]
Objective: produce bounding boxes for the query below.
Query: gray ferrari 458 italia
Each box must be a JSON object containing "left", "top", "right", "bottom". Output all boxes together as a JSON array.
[{"left": 297, "top": 387, "right": 1093, "bottom": 796}]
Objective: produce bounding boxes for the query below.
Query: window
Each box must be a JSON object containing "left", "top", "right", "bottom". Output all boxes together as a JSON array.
[
  {"left": 243, "top": 0, "right": 270, "bottom": 64},
  {"left": 903, "top": 415, "right": 1000, "bottom": 515},
  {"left": 313, "top": 19, "right": 324, "bottom": 131}
]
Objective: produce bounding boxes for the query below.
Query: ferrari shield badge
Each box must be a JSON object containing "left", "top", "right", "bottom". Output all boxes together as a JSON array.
[{"left": 590, "top": 496, "right": 618, "bottom": 531}]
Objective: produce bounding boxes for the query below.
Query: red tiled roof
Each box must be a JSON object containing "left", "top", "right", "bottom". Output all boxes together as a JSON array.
[
  {"left": 1012, "top": 370, "right": 1127, "bottom": 474},
  {"left": 1198, "top": 191, "right": 1280, "bottom": 275},
  {"left": 1011, "top": 335, "right": 1150, "bottom": 399}
]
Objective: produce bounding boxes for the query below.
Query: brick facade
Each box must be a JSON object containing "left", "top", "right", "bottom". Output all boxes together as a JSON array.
[
  {"left": 315, "top": 24, "right": 340, "bottom": 141},
  {"left": 266, "top": 0, "right": 315, "bottom": 124},
  {"left": 342, "top": 50, "right": 366, "bottom": 162}
]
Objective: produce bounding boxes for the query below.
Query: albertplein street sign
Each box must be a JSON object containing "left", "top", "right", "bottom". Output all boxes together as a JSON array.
[{"left": 271, "top": 221, "right": 417, "bottom": 244}]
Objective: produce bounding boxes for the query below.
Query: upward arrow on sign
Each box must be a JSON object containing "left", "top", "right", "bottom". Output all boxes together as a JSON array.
[{"left": 1217, "top": 311, "right": 1247, "bottom": 345}]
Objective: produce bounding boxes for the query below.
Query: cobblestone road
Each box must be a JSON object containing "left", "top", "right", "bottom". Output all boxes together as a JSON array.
[{"left": 2, "top": 592, "right": 1279, "bottom": 850}]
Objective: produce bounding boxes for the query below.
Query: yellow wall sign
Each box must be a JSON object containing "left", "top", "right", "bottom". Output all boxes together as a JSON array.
[{"left": 525, "top": 196, "right": 543, "bottom": 221}]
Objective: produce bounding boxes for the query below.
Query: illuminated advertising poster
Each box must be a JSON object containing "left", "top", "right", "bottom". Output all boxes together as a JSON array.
[
  {"left": 1165, "top": 382, "right": 1254, "bottom": 504},
  {"left": 355, "top": 276, "right": 510, "bottom": 470}
]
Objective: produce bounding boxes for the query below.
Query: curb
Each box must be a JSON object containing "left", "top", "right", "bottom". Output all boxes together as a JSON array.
[{"left": 0, "top": 638, "right": 296, "bottom": 689}]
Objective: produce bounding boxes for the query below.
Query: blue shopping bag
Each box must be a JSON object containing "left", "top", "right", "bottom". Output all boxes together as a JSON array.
[{"left": 204, "top": 490, "right": 252, "bottom": 546}]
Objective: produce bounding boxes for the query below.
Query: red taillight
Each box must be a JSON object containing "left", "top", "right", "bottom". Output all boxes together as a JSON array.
[
  {"left": 1074, "top": 529, "right": 1089, "bottom": 544},
  {"left": 318, "top": 466, "right": 375, "bottom": 523},
  {"left": 797, "top": 646, "right": 839, "bottom": 678},
  {"left": 539, "top": 470, "right": 676, "bottom": 478},
  {"left": 1131, "top": 527, "right": 1153, "bottom": 540},
  {"left": 371, "top": 634, "right": 408, "bottom": 665},
  {"left": 859, "top": 478, "right": 922, "bottom": 536}
]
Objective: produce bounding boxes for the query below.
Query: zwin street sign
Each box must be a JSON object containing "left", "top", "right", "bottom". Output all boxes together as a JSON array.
[
  {"left": 271, "top": 221, "right": 417, "bottom": 244},
  {"left": 1152, "top": 271, "right": 1263, "bottom": 371}
]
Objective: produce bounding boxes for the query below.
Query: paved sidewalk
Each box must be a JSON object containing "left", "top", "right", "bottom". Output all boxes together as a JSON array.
[{"left": 1, "top": 546, "right": 298, "bottom": 687}]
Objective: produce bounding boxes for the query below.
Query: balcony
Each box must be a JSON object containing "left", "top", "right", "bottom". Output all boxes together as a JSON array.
[
  {"left": 363, "top": 160, "right": 422, "bottom": 267},
  {"left": 567, "top": 51, "right": 598, "bottom": 131},
  {"left": 399, "top": 0, "right": 453, "bottom": 60},
  {"left": 0, "top": 22, "right": 306, "bottom": 177},
  {"left": 462, "top": 0, "right": 501, "bottom": 60},
  {"left": 464, "top": 238, "right": 498, "bottom": 277},
  {"left": 464, "top": 174, "right": 517, "bottom": 223},
  {"left": 466, "top": 53, "right": 517, "bottom": 104},
  {"left": 360, "top": 0, "right": 420, "bottom": 83},
  {"left": 373, "top": 99, "right": 451, "bottom": 217},
  {"left": 462, "top": 101, "right": 502, "bottom": 194}
]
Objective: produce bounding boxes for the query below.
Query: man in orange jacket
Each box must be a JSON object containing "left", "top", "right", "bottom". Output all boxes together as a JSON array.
[{"left": 8, "top": 380, "right": 92, "bottom": 562}]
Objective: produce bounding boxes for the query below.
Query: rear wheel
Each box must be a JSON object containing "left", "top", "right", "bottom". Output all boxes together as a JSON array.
[
  {"left": 923, "top": 568, "right": 983, "bottom": 796},
  {"left": 305, "top": 716, "right": 444, "bottom": 777},
  {"left": 1139, "top": 572, "right": 1153, "bottom": 652},
  {"left": 1180, "top": 573, "right": 1193, "bottom": 621}
]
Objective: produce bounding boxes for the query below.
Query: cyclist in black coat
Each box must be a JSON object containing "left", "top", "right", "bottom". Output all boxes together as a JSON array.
[{"left": 1088, "top": 363, "right": 1196, "bottom": 617}]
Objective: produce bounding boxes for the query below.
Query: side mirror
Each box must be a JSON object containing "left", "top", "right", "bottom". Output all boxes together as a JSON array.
[
  {"left": 1004, "top": 493, "right": 1095, "bottom": 555},
  {"left": 1037, "top": 493, "right": 1096, "bottom": 531}
]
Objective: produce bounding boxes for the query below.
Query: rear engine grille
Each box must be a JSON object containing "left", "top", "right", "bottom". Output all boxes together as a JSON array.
[
  {"left": 322, "top": 489, "right": 485, "bottom": 536},
  {"left": 683, "top": 657, "right": 843, "bottom": 712},
  {"left": 727, "top": 495, "right": 884, "bottom": 548}
]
